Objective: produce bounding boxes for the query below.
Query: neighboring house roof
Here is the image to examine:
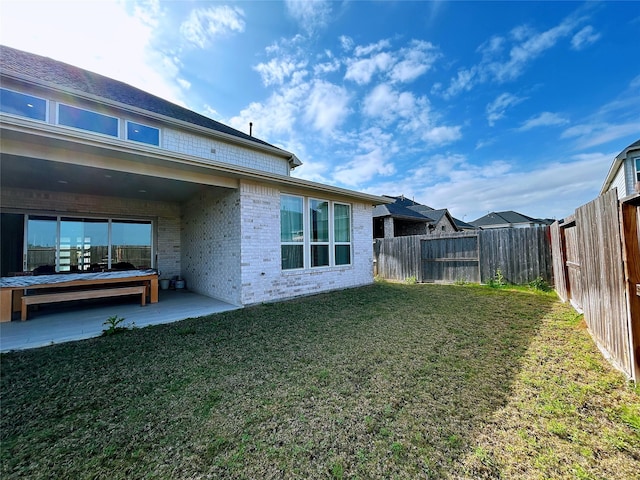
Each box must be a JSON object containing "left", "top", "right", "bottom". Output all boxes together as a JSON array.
[
  {"left": 0, "top": 44, "right": 301, "bottom": 167},
  {"left": 470, "top": 211, "right": 551, "bottom": 228},
  {"left": 600, "top": 139, "right": 640, "bottom": 195},
  {"left": 372, "top": 201, "right": 434, "bottom": 222},
  {"left": 452, "top": 218, "right": 477, "bottom": 230},
  {"left": 373, "top": 196, "right": 465, "bottom": 230}
]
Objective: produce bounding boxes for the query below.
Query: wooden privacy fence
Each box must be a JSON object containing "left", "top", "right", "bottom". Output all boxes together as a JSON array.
[
  {"left": 374, "top": 226, "right": 552, "bottom": 285},
  {"left": 551, "top": 189, "right": 640, "bottom": 382}
]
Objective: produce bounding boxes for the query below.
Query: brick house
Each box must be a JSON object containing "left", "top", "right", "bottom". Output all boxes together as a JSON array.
[
  {"left": 0, "top": 45, "right": 389, "bottom": 307},
  {"left": 373, "top": 195, "right": 461, "bottom": 238}
]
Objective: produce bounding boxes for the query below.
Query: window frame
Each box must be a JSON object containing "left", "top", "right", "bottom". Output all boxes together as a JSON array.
[
  {"left": 635, "top": 157, "right": 640, "bottom": 183},
  {"left": 125, "top": 120, "right": 161, "bottom": 147},
  {"left": 280, "top": 194, "right": 305, "bottom": 270},
  {"left": 57, "top": 102, "right": 120, "bottom": 138},
  {"left": 280, "top": 194, "right": 352, "bottom": 270},
  {"left": 0, "top": 87, "right": 48, "bottom": 122},
  {"left": 23, "top": 213, "right": 154, "bottom": 272}
]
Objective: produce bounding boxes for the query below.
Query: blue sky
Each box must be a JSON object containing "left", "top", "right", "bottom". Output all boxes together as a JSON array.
[{"left": 1, "top": 1, "right": 638, "bottom": 222}]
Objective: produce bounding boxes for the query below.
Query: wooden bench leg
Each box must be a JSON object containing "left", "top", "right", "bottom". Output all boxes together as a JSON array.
[{"left": 21, "top": 299, "right": 28, "bottom": 321}]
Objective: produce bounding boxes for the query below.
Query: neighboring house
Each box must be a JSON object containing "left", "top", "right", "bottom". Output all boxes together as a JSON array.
[
  {"left": 600, "top": 139, "right": 640, "bottom": 199},
  {"left": 373, "top": 195, "right": 460, "bottom": 238},
  {"left": 0, "top": 45, "right": 390, "bottom": 307},
  {"left": 470, "top": 211, "right": 553, "bottom": 229}
]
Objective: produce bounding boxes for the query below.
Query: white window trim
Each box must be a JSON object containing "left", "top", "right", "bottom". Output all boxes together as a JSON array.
[
  {"left": 56, "top": 102, "right": 120, "bottom": 138},
  {"left": 125, "top": 120, "right": 161, "bottom": 147},
  {"left": 280, "top": 195, "right": 352, "bottom": 270},
  {"left": 634, "top": 157, "right": 640, "bottom": 183},
  {"left": 333, "top": 202, "right": 352, "bottom": 266},
  {"left": 280, "top": 194, "right": 305, "bottom": 271},
  {"left": 0, "top": 87, "right": 49, "bottom": 122}
]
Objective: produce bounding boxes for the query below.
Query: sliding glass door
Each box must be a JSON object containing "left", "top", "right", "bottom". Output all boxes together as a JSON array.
[{"left": 24, "top": 215, "right": 153, "bottom": 273}]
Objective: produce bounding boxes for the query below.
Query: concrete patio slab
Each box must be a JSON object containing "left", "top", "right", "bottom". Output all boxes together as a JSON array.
[{"left": 0, "top": 290, "right": 240, "bottom": 352}]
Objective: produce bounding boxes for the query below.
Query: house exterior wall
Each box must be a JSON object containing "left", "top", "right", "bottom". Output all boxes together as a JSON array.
[
  {"left": 2, "top": 78, "right": 291, "bottom": 177},
  {"left": 237, "top": 180, "right": 375, "bottom": 305},
  {"left": 163, "top": 128, "right": 290, "bottom": 176},
  {"left": 610, "top": 164, "right": 627, "bottom": 199},
  {"left": 432, "top": 216, "right": 457, "bottom": 234},
  {"left": 623, "top": 156, "right": 637, "bottom": 197},
  {"left": 180, "top": 187, "right": 242, "bottom": 306},
  {"left": 0, "top": 187, "right": 182, "bottom": 278}
]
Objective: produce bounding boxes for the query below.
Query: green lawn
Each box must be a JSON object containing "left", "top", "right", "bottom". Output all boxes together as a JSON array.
[{"left": 1, "top": 282, "right": 638, "bottom": 479}]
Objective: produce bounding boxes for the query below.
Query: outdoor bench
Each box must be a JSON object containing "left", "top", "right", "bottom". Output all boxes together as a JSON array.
[{"left": 21, "top": 285, "right": 147, "bottom": 321}]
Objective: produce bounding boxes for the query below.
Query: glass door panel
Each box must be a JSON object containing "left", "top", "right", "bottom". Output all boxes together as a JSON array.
[
  {"left": 111, "top": 220, "right": 152, "bottom": 269},
  {"left": 26, "top": 216, "right": 57, "bottom": 272}
]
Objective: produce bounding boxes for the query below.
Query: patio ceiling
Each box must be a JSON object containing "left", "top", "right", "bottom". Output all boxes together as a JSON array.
[{"left": 1, "top": 154, "right": 214, "bottom": 203}]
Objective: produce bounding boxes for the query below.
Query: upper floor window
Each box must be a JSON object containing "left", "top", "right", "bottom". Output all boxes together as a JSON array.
[
  {"left": 58, "top": 103, "right": 119, "bottom": 137},
  {"left": 0, "top": 88, "right": 47, "bottom": 121},
  {"left": 635, "top": 157, "right": 640, "bottom": 183},
  {"left": 126, "top": 121, "right": 160, "bottom": 146}
]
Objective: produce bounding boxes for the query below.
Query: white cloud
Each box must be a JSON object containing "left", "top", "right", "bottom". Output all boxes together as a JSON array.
[
  {"left": 285, "top": 0, "right": 332, "bottom": 34},
  {"left": 304, "top": 80, "right": 351, "bottom": 134},
  {"left": 180, "top": 6, "right": 245, "bottom": 48},
  {"left": 444, "top": 8, "right": 586, "bottom": 96},
  {"left": 254, "top": 58, "right": 307, "bottom": 86},
  {"left": 339, "top": 35, "right": 354, "bottom": 52},
  {"left": 444, "top": 67, "right": 478, "bottom": 98},
  {"left": 367, "top": 151, "right": 612, "bottom": 221},
  {"left": 333, "top": 148, "right": 396, "bottom": 186},
  {"left": 389, "top": 40, "right": 440, "bottom": 83},
  {"left": 486, "top": 92, "right": 526, "bottom": 126},
  {"left": 354, "top": 39, "right": 392, "bottom": 57},
  {"left": 344, "top": 52, "right": 394, "bottom": 85},
  {"left": 421, "top": 126, "right": 462, "bottom": 145},
  {"left": 571, "top": 25, "right": 601, "bottom": 50},
  {"left": 561, "top": 122, "right": 640, "bottom": 148},
  {"left": 518, "top": 112, "right": 569, "bottom": 131}
]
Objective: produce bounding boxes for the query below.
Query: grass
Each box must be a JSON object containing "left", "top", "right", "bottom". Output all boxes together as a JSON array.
[{"left": 1, "top": 282, "right": 638, "bottom": 479}]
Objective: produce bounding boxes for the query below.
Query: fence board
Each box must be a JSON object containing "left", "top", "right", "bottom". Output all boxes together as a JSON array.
[
  {"left": 550, "top": 221, "right": 568, "bottom": 302},
  {"left": 374, "top": 227, "right": 552, "bottom": 286},
  {"left": 574, "top": 190, "right": 631, "bottom": 378}
]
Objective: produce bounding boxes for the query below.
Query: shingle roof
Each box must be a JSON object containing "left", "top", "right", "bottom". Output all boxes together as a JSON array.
[
  {"left": 372, "top": 202, "right": 434, "bottom": 221},
  {"left": 0, "top": 45, "right": 279, "bottom": 151},
  {"left": 470, "top": 211, "right": 547, "bottom": 227}
]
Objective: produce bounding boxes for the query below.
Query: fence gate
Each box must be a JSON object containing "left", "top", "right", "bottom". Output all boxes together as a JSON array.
[{"left": 421, "top": 234, "right": 480, "bottom": 283}]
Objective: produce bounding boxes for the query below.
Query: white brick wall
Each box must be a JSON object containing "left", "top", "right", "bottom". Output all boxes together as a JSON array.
[
  {"left": 237, "top": 180, "right": 374, "bottom": 305},
  {"left": 0, "top": 187, "right": 181, "bottom": 278},
  {"left": 180, "top": 186, "right": 242, "bottom": 305},
  {"left": 163, "top": 128, "right": 290, "bottom": 176}
]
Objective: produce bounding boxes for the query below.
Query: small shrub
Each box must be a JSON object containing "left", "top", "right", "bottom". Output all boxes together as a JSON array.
[
  {"left": 529, "top": 276, "right": 552, "bottom": 292},
  {"left": 405, "top": 275, "right": 417, "bottom": 285},
  {"left": 102, "top": 315, "right": 133, "bottom": 336},
  {"left": 488, "top": 269, "right": 507, "bottom": 288}
]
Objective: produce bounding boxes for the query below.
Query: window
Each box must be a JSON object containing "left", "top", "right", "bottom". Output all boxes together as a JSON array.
[
  {"left": 310, "top": 199, "right": 329, "bottom": 267},
  {"left": 126, "top": 121, "right": 160, "bottom": 146},
  {"left": 58, "top": 103, "right": 119, "bottom": 137},
  {"left": 280, "top": 195, "right": 352, "bottom": 270},
  {"left": 280, "top": 195, "right": 304, "bottom": 269},
  {"left": 635, "top": 157, "right": 640, "bottom": 183},
  {"left": 24, "top": 215, "right": 152, "bottom": 272},
  {"left": 334, "top": 203, "right": 351, "bottom": 265},
  {"left": 0, "top": 88, "right": 47, "bottom": 121}
]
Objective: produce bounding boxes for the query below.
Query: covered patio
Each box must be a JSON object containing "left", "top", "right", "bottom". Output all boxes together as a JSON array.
[{"left": 0, "top": 289, "right": 240, "bottom": 352}]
